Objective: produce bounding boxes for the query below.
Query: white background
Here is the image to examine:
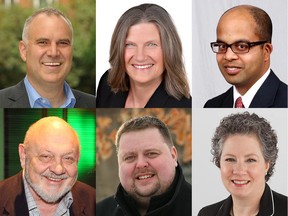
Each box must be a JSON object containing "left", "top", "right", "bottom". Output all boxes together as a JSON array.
[
  {"left": 96, "top": 0, "right": 192, "bottom": 95},
  {"left": 192, "top": 0, "right": 287, "bottom": 107},
  {"left": 192, "top": 109, "right": 288, "bottom": 215}
]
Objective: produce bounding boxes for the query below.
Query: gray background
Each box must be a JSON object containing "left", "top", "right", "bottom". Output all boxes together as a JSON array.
[
  {"left": 192, "top": 0, "right": 287, "bottom": 107},
  {"left": 192, "top": 109, "right": 288, "bottom": 215}
]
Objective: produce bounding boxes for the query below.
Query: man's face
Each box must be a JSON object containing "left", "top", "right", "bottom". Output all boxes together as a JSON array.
[
  {"left": 19, "top": 14, "right": 73, "bottom": 88},
  {"left": 117, "top": 128, "right": 177, "bottom": 202},
  {"left": 19, "top": 123, "right": 79, "bottom": 203},
  {"left": 216, "top": 10, "right": 272, "bottom": 95}
]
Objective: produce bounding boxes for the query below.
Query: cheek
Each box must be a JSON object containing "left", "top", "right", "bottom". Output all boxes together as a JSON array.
[{"left": 66, "top": 165, "right": 78, "bottom": 178}]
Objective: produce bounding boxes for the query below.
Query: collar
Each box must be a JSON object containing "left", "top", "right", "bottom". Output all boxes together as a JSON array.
[
  {"left": 24, "top": 76, "right": 76, "bottom": 108},
  {"left": 233, "top": 68, "right": 270, "bottom": 108}
]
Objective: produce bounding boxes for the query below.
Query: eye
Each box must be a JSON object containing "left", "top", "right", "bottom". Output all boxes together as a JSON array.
[
  {"left": 235, "top": 42, "right": 249, "bottom": 51},
  {"left": 246, "top": 158, "right": 256, "bottom": 163},
  {"left": 36, "top": 40, "right": 49, "bottom": 46},
  {"left": 58, "top": 40, "right": 71, "bottom": 47},
  {"left": 38, "top": 154, "right": 53, "bottom": 163},
  {"left": 124, "top": 155, "right": 136, "bottom": 162},
  {"left": 146, "top": 152, "right": 159, "bottom": 158},
  {"left": 62, "top": 156, "right": 76, "bottom": 164},
  {"left": 224, "top": 158, "right": 235, "bottom": 162},
  {"left": 125, "top": 42, "right": 135, "bottom": 48},
  {"left": 217, "top": 43, "right": 227, "bottom": 51},
  {"left": 147, "top": 42, "right": 157, "bottom": 47}
]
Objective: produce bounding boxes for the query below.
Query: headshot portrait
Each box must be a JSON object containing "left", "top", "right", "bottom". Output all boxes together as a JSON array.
[
  {"left": 0, "top": 108, "right": 96, "bottom": 215},
  {"left": 0, "top": 1, "right": 96, "bottom": 108},
  {"left": 96, "top": 0, "right": 192, "bottom": 108},
  {"left": 192, "top": 109, "right": 287, "bottom": 215},
  {"left": 192, "top": 1, "right": 287, "bottom": 108},
  {"left": 96, "top": 108, "right": 192, "bottom": 215}
]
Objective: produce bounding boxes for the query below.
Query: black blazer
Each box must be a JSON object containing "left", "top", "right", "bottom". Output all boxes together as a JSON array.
[
  {"left": 0, "top": 172, "right": 96, "bottom": 216},
  {"left": 96, "top": 71, "right": 191, "bottom": 108},
  {"left": 0, "top": 80, "right": 96, "bottom": 108},
  {"left": 198, "top": 184, "right": 287, "bottom": 216},
  {"left": 204, "top": 70, "right": 287, "bottom": 108}
]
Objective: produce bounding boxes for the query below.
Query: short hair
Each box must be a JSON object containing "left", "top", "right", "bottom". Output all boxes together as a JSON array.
[
  {"left": 115, "top": 116, "right": 174, "bottom": 152},
  {"left": 22, "top": 7, "right": 73, "bottom": 44},
  {"left": 211, "top": 112, "right": 278, "bottom": 181},
  {"left": 108, "top": 3, "right": 190, "bottom": 100},
  {"left": 221, "top": 5, "right": 272, "bottom": 42}
]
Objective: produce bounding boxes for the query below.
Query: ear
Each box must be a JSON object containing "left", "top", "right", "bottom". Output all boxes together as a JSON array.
[
  {"left": 263, "top": 43, "right": 273, "bottom": 61},
  {"left": 19, "top": 41, "right": 27, "bottom": 62},
  {"left": 265, "top": 161, "right": 270, "bottom": 174},
  {"left": 18, "top": 144, "right": 26, "bottom": 169},
  {"left": 171, "top": 146, "right": 178, "bottom": 167}
]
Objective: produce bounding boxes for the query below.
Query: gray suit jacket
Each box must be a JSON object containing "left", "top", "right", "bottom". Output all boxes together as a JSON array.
[{"left": 0, "top": 80, "right": 96, "bottom": 108}]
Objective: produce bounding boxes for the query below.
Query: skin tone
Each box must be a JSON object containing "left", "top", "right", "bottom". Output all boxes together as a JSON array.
[
  {"left": 18, "top": 118, "right": 79, "bottom": 216},
  {"left": 19, "top": 14, "right": 73, "bottom": 107},
  {"left": 220, "top": 134, "right": 269, "bottom": 216},
  {"left": 117, "top": 128, "right": 177, "bottom": 215},
  {"left": 124, "top": 22, "right": 164, "bottom": 108},
  {"left": 216, "top": 7, "right": 273, "bottom": 95}
]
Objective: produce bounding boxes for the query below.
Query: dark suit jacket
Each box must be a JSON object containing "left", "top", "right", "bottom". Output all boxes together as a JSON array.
[
  {"left": 198, "top": 184, "right": 287, "bottom": 216},
  {"left": 0, "top": 80, "right": 96, "bottom": 108},
  {"left": 204, "top": 71, "right": 287, "bottom": 108},
  {"left": 96, "top": 70, "right": 191, "bottom": 108},
  {"left": 0, "top": 172, "right": 96, "bottom": 216}
]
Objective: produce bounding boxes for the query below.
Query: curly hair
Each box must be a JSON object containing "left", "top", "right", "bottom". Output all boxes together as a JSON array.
[{"left": 211, "top": 112, "right": 278, "bottom": 181}]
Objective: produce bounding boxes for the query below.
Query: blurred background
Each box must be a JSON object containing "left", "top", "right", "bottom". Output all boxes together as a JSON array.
[
  {"left": 96, "top": 108, "right": 192, "bottom": 202},
  {"left": 0, "top": 108, "right": 96, "bottom": 188},
  {"left": 0, "top": 0, "right": 95, "bottom": 95}
]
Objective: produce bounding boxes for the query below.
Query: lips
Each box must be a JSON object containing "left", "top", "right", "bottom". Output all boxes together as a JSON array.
[
  {"left": 138, "top": 174, "right": 153, "bottom": 180},
  {"left": 132, "top": 64, "right": 153, "bottom": 69},
  {"left": 42, "top": 62, "right": 62, "bottom": 66},
  {"left": 232, "top": 180, "right": 250, "bottom": 185},
  {"left": 223, "top": 65, "right": 242, "bottom": 75}
]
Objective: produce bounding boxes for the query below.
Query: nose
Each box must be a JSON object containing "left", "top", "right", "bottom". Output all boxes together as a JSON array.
[
  {"left": 47, "top": 43, "right": 60, "bottom": 57},
  {"left": 135, "top": 156, "right": 149, "bottom": 169},
  {"left": 135, "top": 46, "right": 146, "bottom": 62},
  {"left": 232, "top": 162, "right": 246, "bottom": 175},
  {"left": 223, "top": 47, "right": 238, "bottom": 61},
  {"left": 49, "top": 158, "right": 66, "bottom": 175}
]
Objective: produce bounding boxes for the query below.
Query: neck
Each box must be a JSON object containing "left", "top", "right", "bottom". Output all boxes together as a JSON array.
[
  {"left": 125, "top": 79, "right": 162, "bottom": 108},
  {"left": 28, "top": 77, "right": 66, "bottom": 107},
  {"left": 133, "top": 196, "right": 150, "bottom": 216}
]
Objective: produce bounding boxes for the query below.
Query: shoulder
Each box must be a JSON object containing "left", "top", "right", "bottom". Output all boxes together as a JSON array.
[
  {"left": 272, "top": 189, "right": 288, "bottom": 208},
  {"left": 72, "top": 181, "right": 96, "bottom": 199},
  {"left": 204, "top": 87, "right": 233, "bottom": 108},
  {"left": 96, "top": 196, "right": 119, "bottom": 215},
  {"left": 72, "top": 89, "right": 96, "bottom": 108},
  {"left": 198, "top": 199, "right": 227, "bottom": 216}
]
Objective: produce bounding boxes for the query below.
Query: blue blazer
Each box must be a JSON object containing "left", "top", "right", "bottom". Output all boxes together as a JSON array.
[
  {"left": 204, "top": 70, "right": 287, "bottom": 108},
  {"left": 0, "top": 80, "right": 96, "bottom": 108}
]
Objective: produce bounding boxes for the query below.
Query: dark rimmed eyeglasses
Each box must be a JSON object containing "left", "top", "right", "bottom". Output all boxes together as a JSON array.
[{"left": 210, "top": 40, "right": 268, "bottom": 54}]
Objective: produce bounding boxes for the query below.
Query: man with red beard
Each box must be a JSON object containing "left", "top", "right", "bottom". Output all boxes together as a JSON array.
[
  {"left": 204, "top": 5, "right": 287, "bottom": 108},
  {"left": 0, "top": 117, "right": 95, "bottom": 215},
  {"left": 96, "top": 116, "right": 191, "bottom": 216}
]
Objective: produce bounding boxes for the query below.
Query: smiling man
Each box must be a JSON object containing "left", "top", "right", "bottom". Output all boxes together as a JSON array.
[
  {"left": 96, "top": 116, "right": 191, "bottom": 216},
  {"left": 204, "top": 5, "right": 287, "bottom": 108},
  {"left": 0, "top": 7, "right": 95, "bottom": 108},
  {"left": 0, "top": 117, "right": 95, "bottom": 215}
]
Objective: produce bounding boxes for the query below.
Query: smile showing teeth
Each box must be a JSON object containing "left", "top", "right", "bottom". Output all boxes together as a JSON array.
[
  {"left": 47, "top": 177, "right": 62, "bottom": 182},
  {"left": 133, "top": 64, "right": 153, "bottom": 69},
  {"left": 138, "top": 175, "right": 153, "bottom": 180},
  {"left": 43, "top": 62, "right": 61, "bottom": 66},
  {"left": 233, "top": 180, "right": 249, "bottom": 185}
]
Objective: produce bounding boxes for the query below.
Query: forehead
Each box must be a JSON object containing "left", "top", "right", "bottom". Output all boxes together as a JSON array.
[
  {"left": 118, "top": 128, "right": 167, "bottom": 152},
  {"left": 217, "top": 10, "right": 258, "bottom": 41},
  {"left": 28, "top": 14, "right": 72, "bottom": 36},
  {"left": 126, "top": 22, "right": 160, "bottom": 40},
  {"left": 28, "top": 123, "right": 79, "bottom": 154},
  {"left": 222, "top": 134, "right": 262, "bottom": 155}
]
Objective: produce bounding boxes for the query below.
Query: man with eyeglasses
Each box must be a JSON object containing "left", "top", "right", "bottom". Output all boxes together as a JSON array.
[
  {"left": 204, "top": 5, "right": 287, "bottom": 108},
  {"left": 0, "top": 117, "right": 95, "bottom": 215}
]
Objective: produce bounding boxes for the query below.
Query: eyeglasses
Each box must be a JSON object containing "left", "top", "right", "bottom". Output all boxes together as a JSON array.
[{"left": 210, "top": 40, "right": 268, "bottom": 54}]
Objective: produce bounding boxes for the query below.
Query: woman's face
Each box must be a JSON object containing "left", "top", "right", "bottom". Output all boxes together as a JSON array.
[
  {"left": 220, "top": 134, "right": 269, "bottom": 200},
  {"left": 124, "top": 22, "right": 164, "bottom": 87}
]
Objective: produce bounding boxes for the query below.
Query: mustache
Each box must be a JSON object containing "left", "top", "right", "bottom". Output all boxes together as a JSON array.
[{"left": 42, "top": 173, "right": 69, "bottom": 180}]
